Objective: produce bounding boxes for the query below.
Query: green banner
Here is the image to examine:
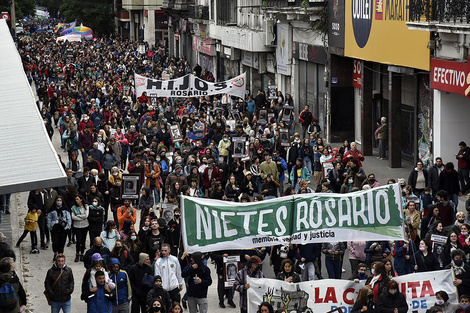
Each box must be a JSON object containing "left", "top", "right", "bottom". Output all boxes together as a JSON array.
[{"left": 181, "top": 184, "right": 404, "bottom": 253}]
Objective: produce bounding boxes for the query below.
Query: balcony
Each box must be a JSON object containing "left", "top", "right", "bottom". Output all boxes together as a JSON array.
[
  {"left": 409, "top": 0, "right": 469, "bottom": 24},
  {"left": 189, "top": 4, "right": 209, "bottom": 22},
  {"left": 407, "top": 0, "right": 470, "bottom": 35},
  {"left": 162, "top": 0, "right": 192, "bottom": 10},
  {"left": 262, "top": 0, "right": 324, "bottom": 8},
  {"left": 262, "top": 0, "right": 326, "bottom": 21}
]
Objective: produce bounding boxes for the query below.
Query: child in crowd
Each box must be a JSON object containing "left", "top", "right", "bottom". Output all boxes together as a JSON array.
[
  {"left": 88, "top": 253, "right": 115, "bottom": 290},
  {"left": 16, "top": 205, "right": 40, "bottom": 253},
  {"left": 421, "top": 186, "right": 433, "bottom": 217}
]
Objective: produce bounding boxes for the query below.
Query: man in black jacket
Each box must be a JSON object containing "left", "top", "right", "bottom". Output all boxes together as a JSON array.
[
  {"left": 83, "top": 237, "right": 111, "bottom": 269},
  {"left": 28, "top": 189, "right": 49, "bottom": 250},
  {"left": 44, "top": 254, "right": 74, "bottom": 313},
  {"left": 129, "top": 253, "right": 153, "bottom": 313},
  {"left": 182, "top": 252, "right": 212, "bottom": 313},
  {"left": 211, "top": 250, "right": 237, "bottom": 309},
  {"left": 428, "top": 157, "right": 444, "bottom": 197}
]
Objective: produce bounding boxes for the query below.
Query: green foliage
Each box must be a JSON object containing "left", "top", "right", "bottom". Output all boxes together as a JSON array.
[
  {"left": 60, "top": 0, "right": 115, "bottom": 35},
  {"left": 0, "top": 0, "right": 35, "bottom": 20},
  {"left": 36, "top": 0, "right": 60, "bottom": 18}
]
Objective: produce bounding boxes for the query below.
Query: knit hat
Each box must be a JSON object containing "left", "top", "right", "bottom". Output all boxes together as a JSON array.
[{"left": 92, "top": 253, "right": 103, "bottom": 261}]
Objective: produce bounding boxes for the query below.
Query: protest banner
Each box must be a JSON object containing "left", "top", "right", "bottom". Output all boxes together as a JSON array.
[
  {"left": 247, "top": 270, "right": 457, "bottom": 313},
  {"left": 181, "top": 184, "right": 404, "bottom": 253},
  {"left": 134, "top": 73, "right": 246, "bottom": 98}
]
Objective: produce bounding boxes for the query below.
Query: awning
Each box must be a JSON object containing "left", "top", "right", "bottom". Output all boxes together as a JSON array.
[{"left": 0, "top": 19, "right": 67, "bottom": 195}]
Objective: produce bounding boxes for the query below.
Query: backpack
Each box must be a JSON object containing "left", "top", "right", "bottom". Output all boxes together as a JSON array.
[
  {"left": 65, "top": 138, "right": 73, "bottom": 152},
  {"left": 0, "top": 281, "right": 18, "bottom": 311}
]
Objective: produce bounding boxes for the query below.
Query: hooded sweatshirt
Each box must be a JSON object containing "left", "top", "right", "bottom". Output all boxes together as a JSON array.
[
  {"left": 128, "top": 253, "right": 153, "bottom": 301},
  {"left": 108, "top": 259, "right": 132, "bottom": 306},
  {"left": 182, "top": 252, "right": 212, "bottom": 298}
]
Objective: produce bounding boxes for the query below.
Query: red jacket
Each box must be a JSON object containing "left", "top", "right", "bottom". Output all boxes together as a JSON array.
[
  {"left": 342, "top": 149, "right": 365, "bottom": 167},
  {"left": 202, "top": 166, "right": 222, "bottom": 189}
]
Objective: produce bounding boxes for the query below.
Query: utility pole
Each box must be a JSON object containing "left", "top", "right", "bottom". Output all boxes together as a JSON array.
[{"left": 10, "top": 0, "right": 16, "bottom": 31}]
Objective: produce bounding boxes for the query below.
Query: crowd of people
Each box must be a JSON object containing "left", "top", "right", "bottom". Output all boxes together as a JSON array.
[{"left": 1, "top": 17, "right": 470, "bottom": 313}]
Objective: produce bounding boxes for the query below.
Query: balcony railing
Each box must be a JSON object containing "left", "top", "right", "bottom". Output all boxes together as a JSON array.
[
  {"left": 262, "top": 0, "right": 324, "bottom": 8},
  {"left": 409, "top": 0, "right": 469, "bottom": 23}
]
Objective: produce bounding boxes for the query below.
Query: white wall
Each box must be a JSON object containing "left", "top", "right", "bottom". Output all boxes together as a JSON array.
[{"left": 433, "top": 90, "right": 470, "bottom": 164}]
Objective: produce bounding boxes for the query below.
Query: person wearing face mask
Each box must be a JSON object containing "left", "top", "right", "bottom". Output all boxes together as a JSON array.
[
  {"left": 445, "top": 249, "right": 470, "bottom": 296},
  {"left": 451, "top": 212, "right": 466, "bottom": 236},
  {"left": 341, "top": 175, "right": 356, "bottom": 193},
  {"left": 167, "top": 209, "right": 182, "bottom": 256},
  {"left": 434, "top": 290, "right": 459, "bottom": 313},
  {"left": 79, "top": 113, "right": 94, "bottom": 132},
  {"left": 108, "top": 258, "right": 132, "bottom": 313},
  {"left": 366, "top": 261, "right": 390, "bottom": 301},
  {"left": 148, "top": 299, "right": 166, "bottom": 313},
  {"left": 351, "top": 285, "right": 376, "bottom": 313},
  {"left": 146, "top": 276, "right": 171, "bottom": 313},
  {"left": 47, "top": 196, "right": 72, "bottom": 258},
  {"left": 350, "top": 263, "right": 369, "bottom": 283},
  {"left": 412, "top": 240, "right": 440, "bottom": 272},
  {"left": 87, "top": 197, "right": 105, "bottom": 247},
  {"left": 110, "top": 240, "right": 134, "bottom": 272},
  {"left": 377, "top": 280, "right": 408, "bottom": 313},
  {"left": 156, "top": 124, "right": 171, "bottom": 149},
  {"left": 457, "top": 295, "right": 470, "bottom": 313}
]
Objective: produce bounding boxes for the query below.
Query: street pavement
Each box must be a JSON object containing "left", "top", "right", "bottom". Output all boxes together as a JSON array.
[{"left": 2, "top": 114, "right": 467, "bottom": 312}]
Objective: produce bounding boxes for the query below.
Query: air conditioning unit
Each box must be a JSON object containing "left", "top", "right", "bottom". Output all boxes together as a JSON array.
[{"left": 265, "top": 19, "right": 275, "bottom": 46}]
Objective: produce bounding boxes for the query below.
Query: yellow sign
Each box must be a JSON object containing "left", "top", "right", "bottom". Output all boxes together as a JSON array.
[{"left": 345, "top": 0, "right": 430, "bottom": 71}]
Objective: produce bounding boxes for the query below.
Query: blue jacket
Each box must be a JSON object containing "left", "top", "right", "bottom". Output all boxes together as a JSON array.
[
  {"left": 272, "top": 157, "right": 288, "bottom": 181},
  {"left": 313, "top": 151, "right": 322, "bottom": 171},
  {"left": 108, "top": 259, "right": 132, "bottom": 306},
  {"left": 247, "top": 100, "right": 256, "bottom": 114},
  {"left": 393, "top": 240, "right": 416, "bottom": 276},
  {"left": 85, "top": 283, "right": 114, "bottom": 313}
]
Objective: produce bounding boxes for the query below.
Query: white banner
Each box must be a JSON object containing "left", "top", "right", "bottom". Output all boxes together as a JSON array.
[
  {"left": 247, "top": 270, "right": 457, "bottom": 313},
  {"left": 134, "top": 73, "right": 246, "bottom": 98},
  {"left": 276, "top": 23, "right": 291, "bottom": 75}
]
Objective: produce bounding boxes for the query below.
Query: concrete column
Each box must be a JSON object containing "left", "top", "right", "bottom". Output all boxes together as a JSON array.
[
  {"left": 145, "top": 10, "right": 156, "bottom": 47},
  {"left": 129, "top": 11, "right": 135, "bottom": 41},
  {"left": 388, "top": 71, "right": 402, "bottom": 168},
  {"left": 361, "top": 62, "right": 373, "bottom": 156}
]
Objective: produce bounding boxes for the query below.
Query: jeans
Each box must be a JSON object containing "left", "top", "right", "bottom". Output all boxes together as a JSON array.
[
  {"left": 378, "top": 139, "right": 386, "bottom": 159},
  {"left": 265, "top": 196, "right": 276, "bottom": 200},
  {"left": 459, "top": 168, "right": 470, "bottom": 194},
  {"left": 74, "top": 227, "right": 88, "bottom": 254},
  {"left": 303, "top": 157, "right": 312, "bottom": 173},
  {"left": 151, "top": 187, "right": 160, "bottom": 204},
  {"left": 1, "top": 194, "right": 11, "bottom": 213},
  {"left": 51, "top": 300, "right": 71, "bottom": 313},
  {"left": 301, "top": 261, "right": 316, "bottom": 281},
  {"left": 113, "top": 302, "right": 130, "bottom": 313},
  {"left": 450, "top": 193, "right": 459, "bottom": 210},
  {"left": 188, "top": 297, "right": 208, "bottom": 313},
  {"left": 325, "top": 258, "right": 342, "bottom": 279}
]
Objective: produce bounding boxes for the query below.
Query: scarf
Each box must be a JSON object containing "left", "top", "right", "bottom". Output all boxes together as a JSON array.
[
  {"left": 452, "top": 260, "right": 466, "bottom": 276},
  {"left": 368, "top": 273, "right": 381, "bottom": 288}
]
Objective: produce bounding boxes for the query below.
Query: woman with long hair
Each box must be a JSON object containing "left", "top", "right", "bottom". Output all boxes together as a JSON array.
[
  {"left": 351, "top": 285, "right": 376, "bottom": 313},
  {"left": 100, "top": 220, "right": 121, "bottom": 251},
  {"left": 365, "top": 261, "right": 390, "bottom": 301},
  {"left": 71, "top": 194, "right": 89, "bottom": 262}
]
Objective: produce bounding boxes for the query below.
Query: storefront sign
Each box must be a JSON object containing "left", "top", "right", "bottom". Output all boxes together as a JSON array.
[
  {"left": 242, "top": 51, "right": 259, "bottom": 69},
  {"left": 247, "top": 270, "right": 457, "bottom": 313},
  {"left": 431, "top": 57, "right": 470, "bottom": 98},
  {"left": 192, "top": 35, "right": 214, "bottom": 56},
  {"left": 292, "top": 42, "right": 327, "bottom": 64},
  {"left": 328, "top": 0, "right": 345, "bottom": 48},
  {"left": 181, "top": 184, "right": 404, "bottom": 253},
  {"left": 344, "top": 0, "right": 430, "bottom": 71},
  {"left": 353, "top": 59, "right": 362, "bottom": 88},
  {"left": 135, "top": 72, "right": 246, "bottom": 98}
]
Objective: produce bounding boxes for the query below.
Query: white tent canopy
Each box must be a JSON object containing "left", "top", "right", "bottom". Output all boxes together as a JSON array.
[
  {"left": 0, "top": 19, "right": 66, "bottom": 195},
  {"left": 56, "top": 34, "right": 82, "bottom": 42}
]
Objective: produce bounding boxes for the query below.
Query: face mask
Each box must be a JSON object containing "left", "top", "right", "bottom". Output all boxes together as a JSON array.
[
  {"left": 93, "top": 146, "right": 98, "bottom": 150},
  {"left": 175, "top": 214, "right": 180, "bottom": 218},
  {"left": 98, "top": 137, "right": 102, "bottom": 142},
  {"left": 389, "top": 290, "right": 397, "bottom": 295},
  {"left": 463, "top": 231, "right": 468, "bottom": 236},
  {"left": 459, "top": 219, "right": 465, "bottom": 223},
  {"left": 223, "top": 138, "right": 228, "bottom": 142},
  {"left": 348, "top": 179, "right": 353, "bottom": 184},
  {"left": 455, "top": 259, "right": 464, "bottom": 266},
  {"left": 84, "top": 116, "right": 89, "bottom": 121},
  {"left": 419, "top": 246, "right": 425, "bottom": 251},
  {"left": 156, "top": 157, "right": 161, "bottom": 162},
  {"left": 151, "top": 307, "right": 161, "bottom": 313},
  {"left": 106, "top": 148, "right": 110, "bottom": 152},
  {"left": 371, "top": 269, "right": 375, "bottom": 275},
  {"left": 358, "top": 272, "right": 365, "bottom": 278},
  {"left": 461, "top": 305, "right": 469, "bottom": 310},
  {"left": 56, "top": 201, "right": 62, "bottom": 207},
  {"left": 131, "top": 235, "right": 137, "bottom": 241},
  {"left": 116, "top": 246, "right": 122, "bottom": 251},
  {"left": 369, "top": 179, "right": 376, "bottom": 183},
  {"left": 436, "top": 300, "right": 445, "bottom": 305},
  {"left": 92, "top": 201, "right": 98, "bottom": 207}
]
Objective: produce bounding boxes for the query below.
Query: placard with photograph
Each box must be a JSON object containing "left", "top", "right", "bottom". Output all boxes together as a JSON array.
[
  {"left": 257, "top": 109, "right": 268, "bottom": 124},
  {"left": 267, "top": 85, "right": 278, "bottom": 100},
  {"left": 405, "top": 196, "right": 421, "bottom": 212},
  {"left": 150, "top": 94, "right": 158, "bottom": 106},
  {"left": 430, "top": 234, "right": 447, "bottom": 268},
  {"left": 223, "top": 255, "right": 241, "bottom": 288},
  {"left": 322, "top": 162, "right": 334, "bottom": 179},
  {"left": 232, "top": 109, "right": 241, "bottom": 122},
  {"left": 267, "top": 113, "right": 275, "bottom": 124},
  {"left": 161, "top": 203, "right": 178, "bottom": 225},
  {"left": 169, "top": 124, "right": 183, "bottom": 142},
  {"left": 121, "top": 174, "right": 141, "bottom": 199},
  {"left": 226, "top": 119, "right": 236, "bottom": 132},
  {"left": 232, "top": 137, "right": 247, "bottom": 158},
  {"left": 281, "top": 106, "right": 294, "bottom": 122},
  {"left": 278, "top": 128, "right": 291, "bottom": 147}
]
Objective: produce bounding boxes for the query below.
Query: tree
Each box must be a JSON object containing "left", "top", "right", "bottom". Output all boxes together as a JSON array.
[
  {"left": 0, "top": 0, "right": 35, "bottom": 20},
  {"left": 36, "top": 0, "right": 60, "bottom": 18},
  {"left": 59, "top": 0, "right": 115, "bottom": 36}
]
